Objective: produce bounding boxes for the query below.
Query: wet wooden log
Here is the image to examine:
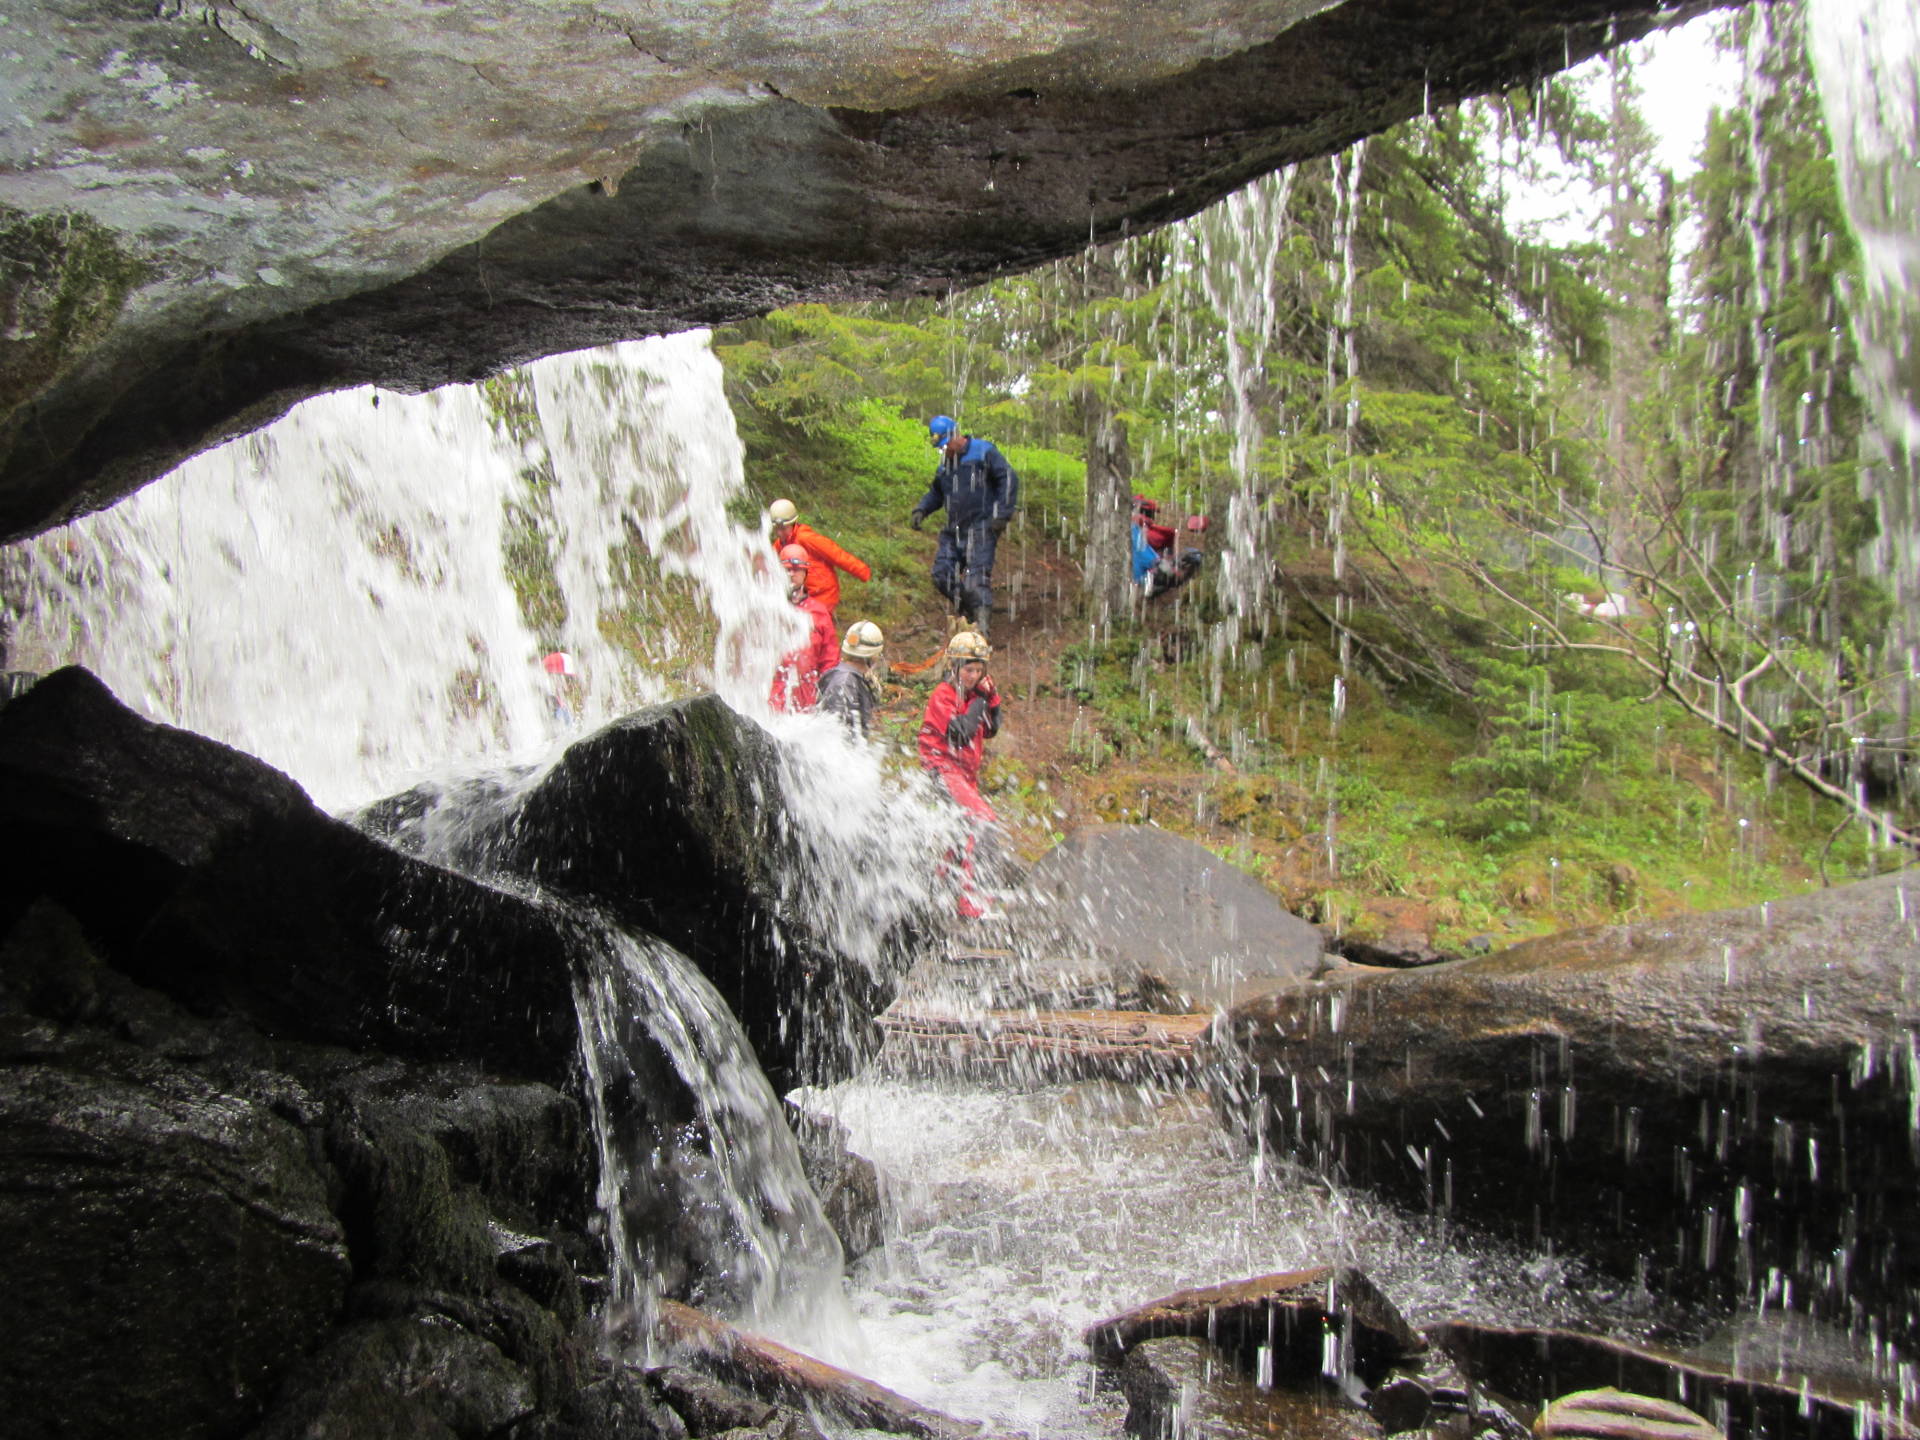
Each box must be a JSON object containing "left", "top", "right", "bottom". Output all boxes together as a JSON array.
[
  {"left": 877, "top": 1007, "right": 1212, "bottom": 1079},
  {"left": 655, "top": 1300, "right": 990, "bottom": 1440},
  {"left": 1534, "top": 1388, "right": 1721, "bottom": 1440},
  {"left": 1085, "top": 1266, "right": 1426, "bottom": 1386},
  {"left": 1429, "top": 1322, "right": 1918, "bottom": 1440}
]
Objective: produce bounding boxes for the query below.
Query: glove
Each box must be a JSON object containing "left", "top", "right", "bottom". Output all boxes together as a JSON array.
[
  {"left": 989, "top": 515, "right": 1010, "bottom": 535},
  {"left": 909, "top": 510, "right": 925, "bottom": 531}
]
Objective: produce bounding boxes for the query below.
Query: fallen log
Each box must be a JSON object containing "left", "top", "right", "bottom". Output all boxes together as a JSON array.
[
  {"left": 1085, "top": 1266, "right": 1426, "bottom": 1386},
  {"left": 655, "top": 1300, "right": 990, "bottom": 1440},
  {"left": 877, "top": 1007, "right": 1211, "bottom": 1078},
  {"left": 1429, "top": 1321, "right": 1918, "bottom": 1440}
]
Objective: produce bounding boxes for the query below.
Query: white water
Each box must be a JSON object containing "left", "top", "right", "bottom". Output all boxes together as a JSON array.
[
  {"left": 1809, "top": 0, "right": 1920, "bottom": 734},
  {"left": 2, "top": 332, "right": 799, "bottom": 811},
  {"left": 804, "top": 1076, "right": 1656, "bottom": 1440},
  {"left": 0, "top": 327, "right": 955, "bottom": 1362},
  {"left": 574, "top": 922, "right": 858, "bottom": 1355}
]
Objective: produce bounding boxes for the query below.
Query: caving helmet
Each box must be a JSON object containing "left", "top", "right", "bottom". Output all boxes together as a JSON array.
[
  {"left": 928, "top": 414, "right": 958, "bottom": 448},
  {"left": 945, "top": 630, "right": 990, "bottom": 664},
  {"left": 779, "top": 543, "right": 810, "bottom": 572},
  {"left": 768, "top": 498, "right": 799, "bottom": 526},
  {"left": 842, "top": 620, "right": 885, "bottom": 659}
]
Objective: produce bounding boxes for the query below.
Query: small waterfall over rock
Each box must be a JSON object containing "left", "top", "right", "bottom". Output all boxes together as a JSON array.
[
  {"left": 572, "top": 921, "right": 855, "bottom": 1352},
  {"left": 0, "top": 328, "right": 949, "bottom": 1369}
]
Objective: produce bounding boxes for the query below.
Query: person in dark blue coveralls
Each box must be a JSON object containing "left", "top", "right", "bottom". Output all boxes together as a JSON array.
[{"left": 909, "top": 415, "right": 1021, "bottom": 636}]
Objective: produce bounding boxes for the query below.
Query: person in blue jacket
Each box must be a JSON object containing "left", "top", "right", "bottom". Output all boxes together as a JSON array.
[
  {"left": 909, "top": 415, "right": 1020, "bottom": 636},
  {"left": 1130, "top": 511, "right": 1160, "bottom": 588}
]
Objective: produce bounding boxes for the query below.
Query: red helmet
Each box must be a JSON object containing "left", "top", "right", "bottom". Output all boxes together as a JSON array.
[
  {"left": 779, "top": 544, "right": 810, "bottom": 569},
  {"left": 1132, "top": 494, "right": 1158, "bottom": 517}
]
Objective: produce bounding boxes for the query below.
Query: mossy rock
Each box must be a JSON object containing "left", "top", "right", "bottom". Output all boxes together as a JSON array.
[{"left": 0, "top": 207, "right": 146, "bottom": 422}]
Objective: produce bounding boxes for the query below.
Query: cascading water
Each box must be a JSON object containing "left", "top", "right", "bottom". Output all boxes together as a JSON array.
[
  {"left": 572, "top": 918, "right": 856, "bottom": 1354},
  {"left": 799, "top": 1073, "right": 1686, "bottom": 1440},
  {"left": 0, "top": 328, "right": 942, "bottom": 1362},
  {"left": 1809, "top": 0, "right": 1920, "bottom": 789},
  {"left": 0, "top": 332, "right": 796, "bottom": 811}
]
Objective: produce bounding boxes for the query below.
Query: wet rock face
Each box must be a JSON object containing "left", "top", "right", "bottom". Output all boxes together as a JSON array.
[
  {"left": 3, "top": 0, "right": 1720, "bottom": 541},
  {"left": 0, "top": 1020, "right": 351, "bottom": 1438},
  {"left": 361, "top": 693, "right": 911, "bottom": 1089},
  {"left": 0, "top": 667, "right": 882, "bottom": 1437},
  {"left": 0, "top": 894, "right": 598, "bottom": 1440},
  {"left": 1214, "top": 875, "right": 1920, "bottom": 1335},
  {"left": 0, "top": 665, "right": 583, "bottom": 1078}
]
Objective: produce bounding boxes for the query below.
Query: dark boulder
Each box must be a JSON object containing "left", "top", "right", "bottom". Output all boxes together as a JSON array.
[
  {"left": 1213, "top": 874, "right": 1920, "bottom": 1336},
  {"left": 0, "top": 665, "right": 582, "bottom": 1080},
  {"left": 362, "top": 694, "right": 912, "bottom": 1088},
  {"left": 0, "top": 669, "right": 855, "bottom": 1437},
  {"left": 251, "top": 1313, "right": 542, "bottom": 1440},
  {"left": 0, "top": 889, "right": 612, "bottom": 1438},
  {"left": 788, "top": 1106, "right": 884, "bottom": 1263},
  {"left": 0, "top": 995, "right": 351, "bottom": 1438}
]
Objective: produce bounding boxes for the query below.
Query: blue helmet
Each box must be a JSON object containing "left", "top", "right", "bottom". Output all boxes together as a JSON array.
[{"left": 928, "top": 414, "right": 958, "bottom": 448}]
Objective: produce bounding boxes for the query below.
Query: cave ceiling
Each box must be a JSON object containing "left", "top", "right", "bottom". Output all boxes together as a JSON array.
[{"left": 0, "top": 0, "right": 1726, "bottom": 541}]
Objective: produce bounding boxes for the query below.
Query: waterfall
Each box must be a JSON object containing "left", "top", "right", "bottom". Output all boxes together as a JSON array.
[
  {"left": 0, "top": 327, "right": 955, "bottom": 1363},
  {"left": 1191, "top": 165, "right": 1296, "bottom": 634},
  {"left": 1, "top": 331, "right": 798, "bottom": 812},
  {"left": 572, "top": 920, "right": 856, "bottom": 1355},
  {"left": 1809, "top": 0, "right": 1920, "bottom": 776}
]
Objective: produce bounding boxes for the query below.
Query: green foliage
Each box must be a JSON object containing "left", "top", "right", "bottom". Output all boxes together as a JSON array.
[
  {"left": 1450, "top": 656, "right": 1601, "bottom": 844},
  {"left": 501, "top": 462, "right": 567, "bottom": 638},
  {"left": 699, "top": 7, "right": 1908, "bottom": 941}
]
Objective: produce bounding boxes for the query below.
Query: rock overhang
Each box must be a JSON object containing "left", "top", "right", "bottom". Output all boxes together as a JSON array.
[{"left": 1, "top": 0, "right": 1725, "bottom": 542}]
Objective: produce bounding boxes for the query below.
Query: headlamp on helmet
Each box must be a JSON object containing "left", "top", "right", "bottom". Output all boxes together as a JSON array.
[
  {"left": 945, "top": 630, "right": 990, "bottom": 664},
  {"left": 842, "top": 621, "right": 885, "bottom": 659}
]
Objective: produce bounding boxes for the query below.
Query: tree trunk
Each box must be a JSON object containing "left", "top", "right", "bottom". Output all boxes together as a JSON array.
[{"left": 1081, "top": 393, "right": 1135, "bottom": 624}]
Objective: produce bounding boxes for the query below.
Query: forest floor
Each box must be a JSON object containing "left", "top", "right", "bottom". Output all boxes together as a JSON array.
[
  {"left": 853, "top": 523, "right": 1878, "bottom": 961},
  {"left": 867, "top": 533, "right": 1397, "bottom": 951}
]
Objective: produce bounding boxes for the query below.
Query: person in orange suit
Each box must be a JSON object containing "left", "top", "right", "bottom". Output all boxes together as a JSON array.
[
  {"left": 769, "top": 498, "right": 870, "bottom": 627},
  {"left": 769, "top": 544, "right": 839, "bottom": 711}
]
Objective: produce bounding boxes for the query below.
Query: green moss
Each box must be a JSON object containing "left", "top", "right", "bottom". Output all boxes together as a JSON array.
[
  {"left": 502, "top": 462, "right": 568, "bottom": 638},
  {"left": 0, "top": 207, "right": 148, "bottom": 419}
]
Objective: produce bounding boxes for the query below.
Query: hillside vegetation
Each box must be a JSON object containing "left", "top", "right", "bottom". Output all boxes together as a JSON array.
[{"left": 708, "top": 5, "right": 1915, "bottom": 954}]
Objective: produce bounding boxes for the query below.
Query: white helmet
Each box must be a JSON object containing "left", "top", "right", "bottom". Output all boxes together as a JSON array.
[
  {"left": 842, "top": 620, "right": 885, "bottom": 659},
  {"left": 945, "top": 630, "right": 991, "bottom": 663},
  {"left": 768, "top": 498, "right": 799, "bottom": 525}
]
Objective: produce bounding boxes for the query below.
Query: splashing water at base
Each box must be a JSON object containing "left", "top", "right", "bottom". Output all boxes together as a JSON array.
[{"left": 800, "top": 1076, "right": 1679, "bottom": 1440}]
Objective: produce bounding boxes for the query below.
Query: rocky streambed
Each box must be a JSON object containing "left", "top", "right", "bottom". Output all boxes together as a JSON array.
[{"left": 4, "top": 667, "right": 1916, "bottom": 1439}]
